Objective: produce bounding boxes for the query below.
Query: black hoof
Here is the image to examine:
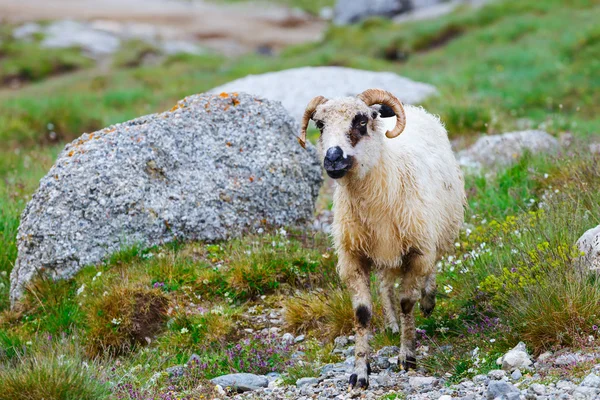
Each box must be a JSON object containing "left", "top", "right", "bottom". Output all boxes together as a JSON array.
[
  {"left": 349, "top": 374, "right": 357, "bottom": 387},
  {"left": 402, "top": 356, "right": 417, "bottom": 371},
  {"left": 357, "top": 377, "right": 369, "bottom": 389},
  {"left": 420, "top": 303, "right": 435, "bottom": 318},
  {"left": 367, "top": 362, "right": 372, "bottom": 375}
]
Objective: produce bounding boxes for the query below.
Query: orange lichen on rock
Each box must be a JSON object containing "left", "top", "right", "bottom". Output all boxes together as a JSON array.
[
  {"left": 219, "top": 92, "right": 229, "bottom": 98},
  {"left": 232, "top": 98, "right": 241, "bottom": 106}
]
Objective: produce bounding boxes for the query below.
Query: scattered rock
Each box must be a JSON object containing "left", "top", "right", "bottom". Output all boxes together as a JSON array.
[
  {"left": 294, "top": 334, "right": 305, "bottom": 343},
  {"left": 487, "top": 380, "right": 519, "bottom": 400},
  {"left": 537, "top": 351, "right": 553, "bottom": 363},
  {"left": 498, "top": 342, "right": 533, "bottom": 371},
  {"left": 488, "top": 370, "right": 507, "bottom": 380},
  {"left": 10, "top": 92, "right": 322, "bottom": 304},
  {"left": 333, "top": 0, "right": 409, "bottom": 25},
  {"left": 211, "top": 373, "right": 268, "bottom": 392},
  {"left": 576, "top": 225, "right": 600, "bottom": 273},
  {"left": 296, "top": 377, "right": 318, "bottom": 387},
  {"left": 281, "top": 333, "right": 295, "bottom": 344},
  {"left": 555, "top": 353, "right": 580, "bottom": 366},
  {"left": 511, "top": 369, "right": 522, "bottom": 381},
  {"left": 334, "top": 336, "right": 349, "bottom": 349},
  {"left": 409, "top": 376, "right": 437, "bottom": 388},
  {"left": 529, "top": 383, "right": 546, "bottom": 395},
  {"left": 580, "top": 373, "right": 600, "bottom": 389},
  {"left": 209, "top": 66, "right": 437, "bottom": 123},
  {"left": 42, "top": 20, "right": 121, "bottom": 58},
  {"left": 458, "top": 130, "right": 559, "bottom": 169},
  {"left": 12, "top": 22, "right": 42, "bottom": 40},
  {"left": 438, "top": 395, "right": 453, "bottom": 400}
]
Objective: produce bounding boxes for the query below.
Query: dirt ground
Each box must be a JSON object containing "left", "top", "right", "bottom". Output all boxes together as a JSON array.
[{"left": 0, "top": 0, "right": 325, "bottom": 54}]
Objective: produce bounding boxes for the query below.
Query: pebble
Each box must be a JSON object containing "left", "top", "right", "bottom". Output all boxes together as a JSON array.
[{"left": 511, "top": 369, "right": 522, "bottom": 380}]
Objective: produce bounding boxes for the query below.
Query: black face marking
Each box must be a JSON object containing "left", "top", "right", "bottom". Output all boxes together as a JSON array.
[
  {"left": 355, "top": 304, "right": 371, "bottom": 327},
  {"left": 371, "top": 111, "right": 378, "bottom": 119},
  {"left": 400, "top": 298, "right": 415, "bottom": 315},
  {"left": 348, "top": 113, "right": 369, "bottom": 147},
  {"left": 315, "top": 120, "right": 324, "bottom": 131}
]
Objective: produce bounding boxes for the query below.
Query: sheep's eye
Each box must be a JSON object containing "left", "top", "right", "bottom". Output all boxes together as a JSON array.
[
  {"left": 359, "top": 120, "right": 367, "bottom": 127},
  {"left": 315, "top": 121, "right": 324, "bottom": 130}
]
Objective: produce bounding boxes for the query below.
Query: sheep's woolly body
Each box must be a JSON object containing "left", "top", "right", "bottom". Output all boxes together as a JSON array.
[{"left": 331, "top": 105, "right": 465, "bottom": 272}]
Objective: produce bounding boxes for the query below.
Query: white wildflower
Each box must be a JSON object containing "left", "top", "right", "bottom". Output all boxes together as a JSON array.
[
  {"left": 111, "top": 318, "right": 122, "bottom": 325},
  {"left": 443, "top": 284, "right": 453, "bottom": 294},
  {"left": 76, "top": 284, "right": 85, "bottom": 296},
  {"left": 180, "top": 327, "right": 189, "bottom": 334}
]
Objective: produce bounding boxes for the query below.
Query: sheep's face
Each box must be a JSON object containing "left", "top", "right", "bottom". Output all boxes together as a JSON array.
[{"left": 312, "top": 97, "right": 388, "bottom": 180}]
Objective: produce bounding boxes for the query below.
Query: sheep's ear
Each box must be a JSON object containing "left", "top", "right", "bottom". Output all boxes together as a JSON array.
[{"left": 378, "top": 104, "right": 396, "bottom": 118}]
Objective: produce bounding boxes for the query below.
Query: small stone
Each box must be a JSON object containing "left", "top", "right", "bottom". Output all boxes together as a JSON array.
[
  {"left": 211, "top": 373, "right": 268, "bottom": 392},
  {"left": 580, "top": 373, "right": 600, "bottom": 389},
  {"left": 487, "top": 380, "right": 519, "bottom": 400},
  {"left": 473, "top": 374, "right": 488, "bottom": 384},
  {"left": 556, "top": 380, "right": 575, "bottom": 391},
  {"left": 377, "top": 346, "right": 400, "bottom": 357},
  {"left": 488, "top": 370, "right": 507, "bottom": 380},
  {"left": 537, "top": 351, "right": 553, "bottom": 363},
  {"left": 375, "top": 356, "right": 390, "bottom": 370},
  {"left": 334, "top": 336, "right": 349, "bottom": 349},
  {"left": 529, "top": 383, "right": 546, "bottom": 395},
  {"left": 282, "top": 333, "right": 295, "bottom": 344},
  {"left": 294, "top": 334, "right": 305, "bottom": 343},
  {"left": 505, "top": 393, "right": 522, "bottom": 400},
  {"left": 511, "top": 369, "right": 522, "bottom": 380},
  {"left": 409, "top": 376, "right": 437, "bottom": 388},
  {"left": 439, "top": 396, "right": 453, "bottom": 400},
  {"left": 375, "top": 374, "right": 393, "bottom": 387},
  {"left": 555, "top": 354, "right": 579, "bottom": 366},
  {"left": 500, "top": 342, "right": 533, "bottom": 371},
  {"left": 296, "top": 377, "right": 319, "bottom": 387}
]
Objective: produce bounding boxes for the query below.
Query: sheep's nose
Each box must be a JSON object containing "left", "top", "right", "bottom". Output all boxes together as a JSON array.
[
  {"left": 324, "top": 146, "right": 353, "bottom": 179},
  {"left": 325, "top": 146, "right": 344, "bottom": 163}
]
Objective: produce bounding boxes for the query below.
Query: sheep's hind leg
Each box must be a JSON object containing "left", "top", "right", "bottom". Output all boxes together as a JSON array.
[
  {"left": 339, "top": 253, "right": 372, "bottom": 389},
  {"left": 378, "top": 268, "right": 401, "bottom": 334},
  {"left": 420, "top": 272, "right": 437, "bottom": 318},
  {"left": 398, "top": 271, "right": 420, "bottom": 371}
]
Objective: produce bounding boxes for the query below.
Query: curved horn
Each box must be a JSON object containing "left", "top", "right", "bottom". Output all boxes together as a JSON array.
[
  {"left": 357, "top": 89, "right": 406, "bottom": 138},
  {"left": 299, "top": 95, "right": 328, "bottom": 149}
]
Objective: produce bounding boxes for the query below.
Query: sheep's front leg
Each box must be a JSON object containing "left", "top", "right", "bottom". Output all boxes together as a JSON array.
[{"left": 338, "top": 252, "right": 372, "bottom": 389}]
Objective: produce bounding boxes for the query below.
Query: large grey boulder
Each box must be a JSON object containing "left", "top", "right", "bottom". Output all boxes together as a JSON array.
[
  {"left": 10, "top": 92, "right": 322, "bottom": 304},
  {"left": 209, "top": 66, "right": 437, "bottom": 123},
  {"left": 458, "top": 130, "right": 559, "bottom": 169},
  {"left": 496, "top": 342, "right": 532, "bottom": 372},
  {"left": 577, "top": 225, "right": 600, "bottom": 272},
  {"left": 211, "top": 373, "right": 268, "bottom": 392}
]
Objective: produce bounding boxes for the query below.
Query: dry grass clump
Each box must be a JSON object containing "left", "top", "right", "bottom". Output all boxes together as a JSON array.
[
  {"left": 284, "top": 288, "right": 384, "bottom": 340},
  {"left": 86, "top": 284, "right": 169, "bottom": 357}
]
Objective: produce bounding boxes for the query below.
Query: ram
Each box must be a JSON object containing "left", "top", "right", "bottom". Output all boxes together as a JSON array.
[{"left": 299, "top": 89, "right": 465, "bottom": 389}]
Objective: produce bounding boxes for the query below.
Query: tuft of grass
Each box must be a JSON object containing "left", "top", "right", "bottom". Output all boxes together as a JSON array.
[{"left": 85, "top": 284, "right": 169, "bottom": 357}]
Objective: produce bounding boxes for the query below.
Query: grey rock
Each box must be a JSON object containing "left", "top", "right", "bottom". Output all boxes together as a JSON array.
[
  {"left": 333, "top": 0, "right": 409, "bottom": 25},
  {"left": 556, "top": 380, "right": 575, "bottom": 391},
  {"left": 344, "top": 346, "right": 355, "bottom": 357},
  {"left": 499, "top": 342, "right": 533, "bottom": 371},
  {"left": 296, "top": 377, "right": 319, "bottom": 387},
  {"left": 505, "top": 393, "right": 522, "bottom": 400},
  {"left": 473, "top": 374, "right": 489, "bottom": 384},
  {"left": 487, "top": 381, "right": 520, "bottom": 400},
  {"left": 409, "top": 376, "right": 437, "bottom": 388},
  {"left": 488, "top": 370, "right": 507, "bottom": 380},
  {"left": 555, "top": 354, "right": 580, "bottom": 366},
  {"left": 458, "top": 130, "right": 559, "bottom": 170},
  {"left": 41, "top": 20, "right": 121, "bottom": 57},
  {"left": 573, "top": 386, "right": 600, "bottom": 399},
  {"left": 576, "top": 225, "right": 600, "bottom": 273},
  {"left": 377, "top": 346, "right": 400, "bottom": 357},
  {"left": 334, "top": 336, "right": 349, "bottom": 349},
  {"left": 265, "top": 372, "right": 281, "bottom": 381},
  {"left": 511, "top": 369, "right": 522, "bottom": 380},
  {"left": 211, "top": 373, "right": 268, "bottom": 392},
  {"left": 294, "top": 334, "right": 305, "bottom": 343},
  {"left": 375, "top": 356, "right": 391, "bottom": 370},
  {"left": 282, "top": 333, "right": 295, "bottom": 344},
  {"left": 537, "top": 351, "right": 553, "bottom": 363},
  {"left": 529, "top": 383, "right": 546, "bottom": 395},
  {"left": 580, "top": 373, "right": 600, "bottom": 388},
  {"left": 210, "top": 66, "right": 437, "bottom": 123},
  {"left": 393, "top": 0, "right": 489, "bottom": 24},
  {"left": 375, "top": 374, "right": 393, "bottom": 387},
  {"left": 10, "top": 92, "right": 321, "bottom": 303}
]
